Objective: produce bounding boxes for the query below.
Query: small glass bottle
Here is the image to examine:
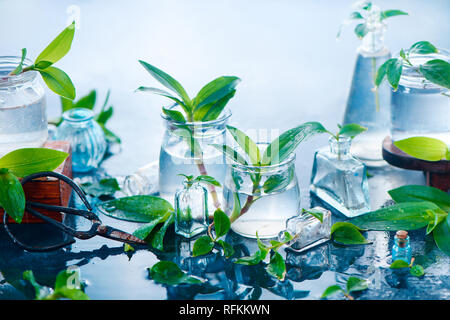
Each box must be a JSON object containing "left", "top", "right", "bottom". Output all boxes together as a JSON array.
[
  {"left": 54, "top": 108, "right": 106, "bottom": 173},
  {"left": 392, "top": 230, "right": 412, "bottom": 264},
  {"left": 310, "top": 136, "right": 370, "bottom": 217},
  {"left": 174, "top": 180, "right": 209, "bottom": 238},
  {"left": 123, "top": 161, "right": 159, "bottom": 196},
  {"left": 342, "top": 5, "right": 392, "bottom": 166},
  {"left": 279, "top": 207, "right": 332, "bottom": 252}
]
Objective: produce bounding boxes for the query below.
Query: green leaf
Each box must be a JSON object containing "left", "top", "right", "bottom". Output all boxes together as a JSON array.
[
  {"left": 302, "top": 208, "right": 323, "bottom": 223},
  {"left": 0, "top": 148, "right": 68, "bottom": 178},
  {"left": 148, "top": 261, "right": 203, "bottom": 285},
  {"left": 135, "top": 86, "right": 190, "bottom": 115},
  {"left": 193, "top": 235, "right": 215, "bottom": 257},
  {"left": 390, "top": 260, "right": 410, "bottom": 269},
  {"left": 193, "top": 89, "right": 235, "bottom": 121},
  {"left": 338, "top": 123, "right": 367, "bottom": 138},
  {"left": 81, "top": 178, "right": 120, "bottom": 198},
  {"left": 230, "top": 192, "right": 242, "bottom": 222},
  {"left": 54, "top": 269, "right": 83, "bottom": 291},
  {"left": 261, "top": 122, "right": 327, "bottom": 165},
  {"left": 266, "top": 251, "right": 286, "bottom": 280},
  {"left": 194, "top": 175, "right": 222, "bottom": 187},
  {"left": 35, "top": 22, "right": 75, "bottom": 66},
  {"left": 216, "top": 240, "right": 235, "bottom": 258},
  {"left": 321, "top": 285, "right": 343, "bottom": 299},
  {"left": 410, "top": 265, "right": 425, "bottom": 277},
  {"left": 98, "top": 195, "right": 174, "bottom": 222},
  {"left": 226, "top": 125, "right": 261, "bottom": 165},
  {"left": 100, "top": 124, "right": 121, "bottom": 144},
  {"left": 53, "top": 287, "right": 89, "bottom": 300},
  {"left": 409, "top": 41, "right": 438, "bottom": 55},
  {"left": 60, "top": 96, "right": 74, "bottom": 112},
  {"left": 375, "top": 58, "right": 397, "bottom": 87},
  {"left": 256, "top": 232, "right": 269, "bottom": 260},
  {"left": 151, "top": 213, "right": 175, "bottom": 251},
  {"left": 38, "top": 66, "right": 76, "bottom": 99},
  {"left": 138, "top": 60, "right": 191, "bottom": 108},
  {"left": 193, "top": 76, "right": 240, "bottom": 109},
  {"left": 96, "top": 106, "right": 113, "bottom": 125},
  {"left": 162, "top": 106, "right": 186, "bottom": 123},
  {"left": 354, "top": 23, "right": 368, "bottom": 39},
  {"left": 394, "top": 136, "right": 448, "bottom": 161},
  {"left": 0, "top": 170, "right": 25, "bottom": 223},
  {"left": 22, "top": 270, "right": 49, "bottom": 300},
  {"left": 132, "top": 211, "right": 172, "bottom": 241},
  {"left": 386, "top": 58, "right": 403, "bottom": 91},
  {"left": 346, "top": 277, "right": 368, "bottom": 293},
  {"left": 262, "top": 168, "right": 294, "bottom": 194},
  {"left": 214, "top": 208, "right": 230, "bottom": 239},
  {"left": 419, "top": 59, "right": 450, "bottom": 90},
  {"left": 350, "top": 202, "right": 441, "bottom": 231},
  {"left": 124, "top": 243, "right": 135, "bottom": 252},
  {"left": 73, "top": 90, "right": 96, "bottom": 110},
  {"left": 234, "top": 250, "right": 264, "bottom": 265},
  {"left": 349, "top": 11, "right": 363, "bottom": 20},
  {"left": 380, "top": 10, "right": 408, "bottom": 20},
  {"left": 433, "top": 215, "right": 450, "bottom": 256},
  {"left": 331, "top": 222, "right": 370, "bottom": 245},
  {"left": 210, "top": 144, "right": 248, "bottom": 165},
  {"left": 11, "top": 48, "right": 27, "bottom": 75},
  {"left": 388, "top": 185, "right": 450, "bottom": 212}
]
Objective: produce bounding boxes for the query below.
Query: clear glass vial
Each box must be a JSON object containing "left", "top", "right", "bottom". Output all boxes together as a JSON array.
[
  {"left": 279, "top": 207, "right": 332, "bottom": 252},
  {"left": 123, "top": 161, "right": 159, "bottom": 196},
  {"left": 0, "top": 56, "right": 47, "bottom": 156},
  {"left": 391, "top": 49, "right": 450, "bottom": 146},
  {"left": 310, "top": 136, "right": 370, "bottom": 217},
  {"left": 174, "top": 180, "right": 209, "bottom": 238},
  {"left": 54, "top": 108, "right": 107, "bottom": 173},
  {"left": 342, "top": 6, "right": 391, "bottom": 166},
  {"left": 392, "top": 230, "right": 412, "bottom": 264},
  {"left": 159, "top": 105, "right": 229, "bottom": 212},
  {"left": 223, "top": 149, "right": 300, "bottom": 239}
]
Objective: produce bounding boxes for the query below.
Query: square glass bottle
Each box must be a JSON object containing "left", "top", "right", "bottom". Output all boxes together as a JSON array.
[{"left": 310, "top": 136, "right": 370, "bottom": 217}]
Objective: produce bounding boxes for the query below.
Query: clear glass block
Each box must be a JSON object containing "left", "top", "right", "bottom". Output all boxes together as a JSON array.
[
  {"left": 0, "top": 56, "right": 47, "bottom": 157},
  {"left": 174, "top": 182, "right": 209, "bottom": 238},
  {"left": 54, "top": 108, "right": 107, "bottom": 173},
  {"left": 223, "top": 149, "right": 300, "bottom": 239},
  {"left": 342, "top": 7, "right": 391, "bottom": 166},
  {"left": 159, "top": 105, "right": 229, "bottom": 213},
  {"left": 123, "top": 161, "right": 159, "bottom": 196},
  {"left": 286, "top": 243, "right": 330, "bottom": 282},
  {"left": 310, "top": 136, "right": 370, "bottom": 217},
  {"left": 391, "top": 50, "right": 450, "bottom": 146},
  {"left": 279, "top": 207, "right": 331, "bottom": 252}
]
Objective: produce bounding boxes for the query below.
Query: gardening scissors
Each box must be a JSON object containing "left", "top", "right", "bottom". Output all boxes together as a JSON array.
[{"left": 3, "top": 171, "right": 146, "bottom": 252}]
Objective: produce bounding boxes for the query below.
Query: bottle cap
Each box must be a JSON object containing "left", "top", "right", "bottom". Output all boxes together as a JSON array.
[{"left": 396, "top": 230, "right": 408, "bottom": 239}]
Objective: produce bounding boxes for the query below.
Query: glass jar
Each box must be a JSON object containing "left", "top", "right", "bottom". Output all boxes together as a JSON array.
[
  {"left": 223, "top": 149, "right": 300, "bottom": 239},
  {"left": 0, "top": 56, "right": 47, "bottom": 156},
  {"left": 54, "top": 108, "right": 106, "bottom": 172},
  {"left": 391, "top": 49, "right": 450, "bottom": 146},
  {"left": 159, "top": 105, "right": 230, "bottom": 211},
  {"left": 342, "top": 6, "right": 391, "bottom": 166}
]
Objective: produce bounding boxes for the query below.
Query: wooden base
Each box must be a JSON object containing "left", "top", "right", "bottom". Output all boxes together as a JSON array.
[
  {"left": 0, "top": 141, "right": 73, "bottom": 224},
  {"left": 382, "top": 136, "right": 450, "bottom": 192}
]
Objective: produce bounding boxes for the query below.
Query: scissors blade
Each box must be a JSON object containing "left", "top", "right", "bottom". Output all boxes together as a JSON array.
[{"left": 96, "top": 224, "right": 147, "bottom": 245}]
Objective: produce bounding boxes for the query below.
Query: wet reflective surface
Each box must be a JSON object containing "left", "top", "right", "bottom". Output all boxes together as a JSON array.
[{"left": 0, "top": 0, "right": 449, "bottom": 300}]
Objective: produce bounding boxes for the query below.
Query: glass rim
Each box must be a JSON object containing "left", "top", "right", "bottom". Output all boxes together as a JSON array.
[
  {"left": 62, "top": 107, "right": 95, "bottom": 122},
  {"left": 230, "top": 151, "right": 296, "bottom": 172},
  {"left": 0, "top": 55, "right": 37, "bottom": 87},
  {"left": 161, "top": 103, "right": 232, "bottom": 126}
]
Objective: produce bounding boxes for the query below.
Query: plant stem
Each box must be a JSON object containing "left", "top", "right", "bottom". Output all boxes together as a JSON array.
[{"left": 195, "top": 160, "right": 220, "bottom": 209}]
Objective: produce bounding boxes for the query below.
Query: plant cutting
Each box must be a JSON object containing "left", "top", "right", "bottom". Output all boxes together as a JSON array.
[
  {"left": 7, "top": 22, "right": 77, "bottom": 100},
  {"left": 390, "top": 257, "right": 425, "bottom": 278},
  {"left": 321, "top": 276, "right": 369, "bottom": 300}
]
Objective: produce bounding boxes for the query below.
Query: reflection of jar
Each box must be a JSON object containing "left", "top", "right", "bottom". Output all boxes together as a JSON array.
[
  {"left": 159, "top": 105, "right": 230, "bottom": 210},
  {"left": 391, "top": 50, "right": 450, "bottom": 146},
  {"left": 223, "top": 149, "right": 300, "bottom": 239},
  {"left": 55, "top": 108, "right": 106, "bottom": 172},
  {"left": 0, "top": 56, "right": 47, "bottom": 156}
]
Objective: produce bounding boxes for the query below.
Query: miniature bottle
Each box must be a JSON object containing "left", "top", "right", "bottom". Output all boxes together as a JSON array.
[
  {"left": 392, "top": 230, "right": 412, "bottom": 264},
  {"left": 123, "top": 161, "right": 159, "bottom": 196},
  {"left": 310, "top": 136, "right": 370, "bottom": 217},
  {"left": 278, "top": 207, "right": 332, "bottom": 252},
  {"left": 174, "top": 180, "right": 209, "bottom": 238},
  {"left": 342, "top": 5, "right": 392, "bottom": 166}
]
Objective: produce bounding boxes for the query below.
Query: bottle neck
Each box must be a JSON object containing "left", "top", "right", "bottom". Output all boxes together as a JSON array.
[
  {"left": 395, "top": 236, "right": 410, "bottom": 248},
  {"left": 358, "top": 6, "right": 388, "bottom": 55},
  {"left": 329, "top": 136, "right": 351, "bottom": 157}
]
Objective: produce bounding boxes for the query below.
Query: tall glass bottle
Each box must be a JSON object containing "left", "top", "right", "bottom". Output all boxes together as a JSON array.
[{"left": 342, "top": 6, "right": 391, "bottom": 166}]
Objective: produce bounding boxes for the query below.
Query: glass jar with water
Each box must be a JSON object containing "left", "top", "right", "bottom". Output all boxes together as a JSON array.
[
  {"left": 0, "top": 56, "right": 47, "bottom": 156},
  {"left": 159, "top": 105, "right": 230, "bottom": 211},
  {"left": 223, "top": 150, "right": 301, "bottom": 239},
  {"left": 390, "top": 49, "right": 450, "bottom": 146}
]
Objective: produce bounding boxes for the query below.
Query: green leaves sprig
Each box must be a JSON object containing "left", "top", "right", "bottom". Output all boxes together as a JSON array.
[
  {"left": 136, "top": 60, "right": 240, "bottom": 123},
  {"left": 148, "top": 261, "right": 204, "bottom": 285},
  {"left": 321, "top": 276, "right": 368, "bottom": 300},
  {"left": 0, "top": 148, "right": 68, "bottom": 223},
  {"left": 9, "top": 22, "right": 76, "bottom": 99},
  {"left": 178, "top": 174, "right": 221, "bottom": 189},
  {"left": 81, "top": 177, "right": 121, "bottom": 199},
  {"left": 324, "top": 123, "right": 368, "bottom": 142},
  {"left": 390, "top": 258, "right": 425, "bottom": 278},
  {"left": 394, "top": 136, "right": 450, "bottom": 162},
  {"left": 376, "top": 41, "right": 450, "bottom": 91}
]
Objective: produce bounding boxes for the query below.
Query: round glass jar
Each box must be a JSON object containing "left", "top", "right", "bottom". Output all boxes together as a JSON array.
[
  {"left": 0, "top": 56, "right": 47, "bottom": 156},
  {"left": 223, "top": 149, "right": 300, "bottom": 239},
  {"left": 159, "top": 105, "right": 230, "bottom": 211},
  {"left": 391, "top": 49, "right": 450, "bottom": 146}
]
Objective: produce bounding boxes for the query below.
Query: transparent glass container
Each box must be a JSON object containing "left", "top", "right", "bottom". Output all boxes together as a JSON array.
[
  {"left": 174, "top": 181, "right": 209, "bottom": 238},
  {"left": 54, "top": 108, "right": 106, "bottom": 172},
  {"left": 123, "top": 161, "right": 159, "bottom": 196},
  {"left": 0, "top": 56, "right": 47, "bottom": 156},
  {"left": 223, "top": 150, "right": 300, "bottom": 239},
  {"left": 310, "top": 136, "right": 370, "bottom": 217},
  {"left": 342, "top": 7, "right": 391, "bottom": 166},
  {"left": 159, "top": 105, "right": 229, "bottom": 211},
  {"left": 391, "top": 230, "right": 412, "bottom": 264},
  {"left": 391, "top": 50, "right": 450, "bottom": 146}
]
